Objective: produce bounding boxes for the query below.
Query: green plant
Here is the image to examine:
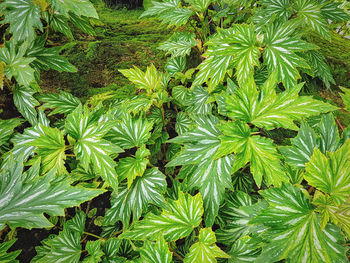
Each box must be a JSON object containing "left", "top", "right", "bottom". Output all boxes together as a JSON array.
[{"left": 0, "top": 0, "right": 350, "bottom": 262}]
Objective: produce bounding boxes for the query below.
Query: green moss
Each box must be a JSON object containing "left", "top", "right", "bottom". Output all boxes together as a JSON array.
[
  {"left": 307, "top": 32, "right": 350, "bottom": 88},
  {"left": 40, "top": 1, "right": 172, "bottom": 100}
]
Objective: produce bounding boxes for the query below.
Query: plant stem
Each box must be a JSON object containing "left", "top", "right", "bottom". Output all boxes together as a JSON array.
[
  {"left": 83, "top": 231, "right": 105, "bottom": 240},
  {"left": 170, "top": 249, "right": 184, "bottom": 262}
]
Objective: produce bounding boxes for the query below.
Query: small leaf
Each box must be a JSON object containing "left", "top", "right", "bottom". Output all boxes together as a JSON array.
[
  {"left": 305, "top": 140, "right": 350, "bottom": 205},
  {"left": 184, "top": 228, "right": 230, "bottom": 263},
  {"left": 139, "top": 237, "right": 173, "bottom": 263},
  {"left": 0, "top": 239, "right": 21, "bottom": 263},
  {"left": 106, "top": 114, "right": 153, "bottom": 149},
  {"left": 159, "top": 32, "right": 196, "bottom": 57},
  {"left": 29, "top": 125, "right": 66, "bottom": 174},
  {"left": 116, "top": 146, "right": 150, "bottom": 188},
  {"left": 13, "top": 85, "right": 39, "bottom": 126}
]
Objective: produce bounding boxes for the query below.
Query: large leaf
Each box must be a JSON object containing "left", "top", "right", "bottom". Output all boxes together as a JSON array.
[
  {"left": 227, "top": 236, "right": 261, "bottom": 263},
  {"left": 218, "top": 81, "right": 337, "bottom": 130},
  {"left": 106, "top": 114, "right": 153, "bottom": 149},
  {"left": 294, "top": 0, "right": 329, "bottom": 39},
  {"left": 1, "top": 0, "right": 43, "bottom": 42},
  {"left": 313, "top": 191, "right": 350, "bottom": 239},
  {"left": 184, "top": 228, "right": 230, "bottom": 263},
  {"left": 250, "top": 183, "right": 348, "bottom": 263},
  {"left": 194, "top": 25, "right": 260, "bottom": 87},
  {"left": 279, "top": 122, "right": 318, "bottom": 169},
  {"left": 13, "top": 85, "right": 39, "bottom": 126},
  {"left": 140, "top": 0, "right": 193, "bottom": 26},
  {"left": 29, "top": 125, "right": 66, "bottom": 174},
  {"left": 305, "top": 140, "right": 350, "bottom": 205},
  {"left": 280, "top": 114, "right": 341, "bottom": 169},
  {"left": 119, "top": 191, "right": 203, "bottom": 241},
  {"left": 159, "top": 32, "right": 196, "bottom": 57},
  {"left": 304, "top": 50, "right": 335, "bottom": 88},
  {"left": 66, "top": 107, "right": 122, "bottom": 190},
  {"left": 0, "top": 40, "right": 35, "bottom": 87},
  {"left": 139, "top": 237, "right": 173, "bottom": 263},
  {"left": 26, "top": 37, "right": 77, "bottom": 72},
  {"left": 167, "top": 115, "right": 220, "bottom": 167},
  {"left": 260, "top": 0, "right": 292, "bottom": 21},
  {"left": 185, "top": 155, "right": 234, "bottom": 226},
  {"left": 321, "top": 2, "right": 350, "bottom": 22},
  {"left": 216, "top": 121, "right": 288, "bottom": 187},
  {"left": 0, "top": 156, "right": 104, "bottom": 230},
  {"left": 104, "top": 168, "right": 167, "bottom": 229},
  {"left": 216, "top": 191, "right": 268, "bottom": 245},
  {"left": 49, "top": 0, "right": 98, "bottom": 18},
  {"left": 32, "top": 211, "right": 86, "bottom": 263},
  {"left": 340, "top": 87, "right": 350, "bottom": 112},
  {"left": 37, "top": 92, "right": 81, "bottom": 115},
  {"left": 263, "top": 22, "right": 316, "bottom": 89},
  {"left": 0, "top": 118, "right": 22, "bottom": 147}
]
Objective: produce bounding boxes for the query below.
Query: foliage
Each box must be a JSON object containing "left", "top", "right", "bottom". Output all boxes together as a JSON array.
[{"left": 0, "top": 0, "right": 349, "bottom": 262}]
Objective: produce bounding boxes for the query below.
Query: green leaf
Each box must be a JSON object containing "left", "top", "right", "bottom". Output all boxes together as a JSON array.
[
  {"left": 106, "top": 114, "right": 153, "bottom": 149},
  {"left": 47, "top": 13, "right": 73, "bottom": 38},
  {"left": 216, "top": 191, "right": 268, "bottom": 245},
  {"left": 141, "top": 0, "right": 193, "bottom": 27},
  {"left": 183, "top": 0, "right": 212, "bottom": 12},
  {"left": 263, "top": 22, "right": 316, "bottom": 89},
  {"left": 66, "top": 107, "right": 122, "bottom": 190},
  {"left": 339, "top": 87, "right": 350, "bottom": 112},
  {"left": 227, "top": 236, "right": 261, "bottom": 263},
  {"left": 49, "top": 0, "right": 98, "bottom": 18},
  {"left": 0, "top": 40, "right": 36, "bottom": 87},
  {"left": 1, "top": 0, "right": 43, "bottom": 42},
  {"left": 295, "top": 0, "right": 330, "bottom": 39},
  {"left": 186, "top": 86, "right": 212, "bottom": 114},
  {"left": 82, "top": 240, "right": 104, "bottom": 263},
  {"left": 313, "top": 191, "right": 350, "bottom": 238},
  {"left": 175, "top": 112, "right": 192, "bottom": 135},
  {"left": 139, "top": 237, "right": 173, "bottom": 263},
  {"left": 167, "top": 115, "right": 220, "bottom": 167},
  {"left": 37, "top": 92, "right": 81, "bottom": 115},
  {"left": 0, "top": 239, "right": 21, "bottom": 263},
  {"left": 159, "top": 32, "right": 196, "bottom": 57},
  {"left": 104, "top": 168, "right": 167, "bottom": 229},
  {"left": 316, "top": 113, "right": 341, "bottom": 153},
  {"left": 119, "top": 191, "right": 203, "bottom": 241},
  {"left": 0, "top": 156, "right": 104, "bottom": 230},
  {"left": 32, "top": 211, "right": 86, "bottom": 263},
  {"left": 218, "top": 80, "right": 336, "bottom": 130},
  {"left": 0, "top": 118, "right": 22, "bottom": 147},
  {"left": 217, "top": 121, "right": 288, "bottom": 187},
  {"left": 119, "top": 64, "right": 162, "bottom": 93},
  {"left": 305, "top": 140, "right": 350, "bottom": 205},
  {"left": 26, "top": 37, "right": 77, "bottom": 72},
  {"left": 304, "top": 50, "right": 335, "bottom": 88},
  {"left": 260, "top": 0, "right": 292, "bottom": 21},
  {"left": 165, "top": 56, "right": 186, "bottom": 75},
  {"left": 186, "top": 155, "right": 234, "bottom": 226},
  {"left": 13, "top": 85, "right": 39, "bottom": 126},
  {"left": 3, "top": 116, "right": 47, "bottom": 164},
  {"left": 184, "top": 228, "right": 230, "bottom": 263},
  {"left": 116, "top": 146, "right": 150, "bottom": 188},
  {"left": 279, "top": 122, "right": 318, "bottom": 169},
  {"left": 251, "top": 183, "right": 348, "bottom": 263},
  {"left": 69, "top": 12, "right": 96, "bottom": 36},
  {"left": 29, "top": 125, "right": 66, "bottom": 174},
  {"left": 194, "top": 25, "right": 260, "bottom": 87},
  {"left": 321, "top": 2, "right": 350, "bottom": 22}
]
